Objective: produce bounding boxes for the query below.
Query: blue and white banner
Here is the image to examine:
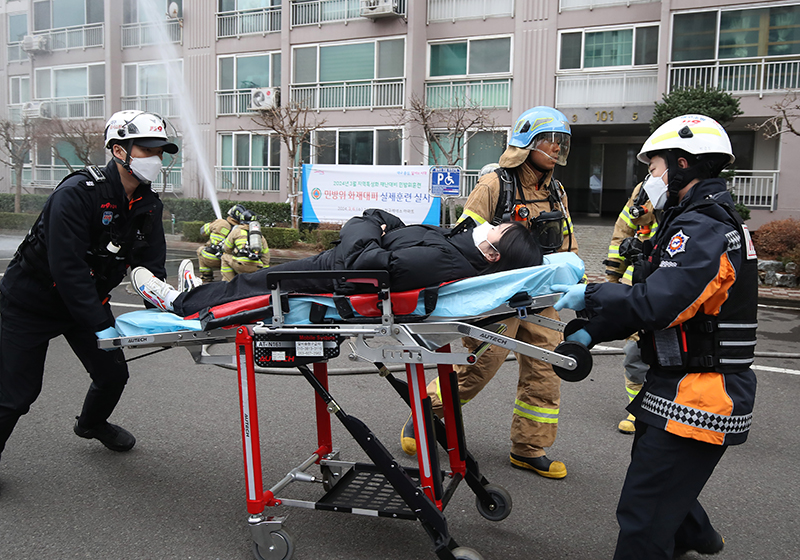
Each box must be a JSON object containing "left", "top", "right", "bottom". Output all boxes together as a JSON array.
[{"left": 301, "top": 164, "right": 440, "bottom": 225}]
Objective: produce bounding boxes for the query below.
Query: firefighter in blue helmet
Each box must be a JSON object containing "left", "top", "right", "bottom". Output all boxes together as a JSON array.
[
  {"left": 553, "top": 114, "right": 757, "bottom": 559},
  {"left": 401, "top": 106, "right": 579, "bottom": 480},
  {"left": 0, "top": 110, "right": 178, "bottom": 465}
]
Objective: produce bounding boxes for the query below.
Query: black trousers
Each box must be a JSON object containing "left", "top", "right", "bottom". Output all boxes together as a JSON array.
[
  {"left": 174, "top": 251, "right": 337, "bottom": 317},
  {"left": 0, "top": 295, "right": 129, "bottom": 459},
  {"left": 613, "top": 421, "right": 727, "bottom": 560}
]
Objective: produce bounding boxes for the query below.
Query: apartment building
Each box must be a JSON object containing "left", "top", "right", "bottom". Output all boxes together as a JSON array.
[{"left": 2, "top": 0, "right": 798, "bottom": 227}]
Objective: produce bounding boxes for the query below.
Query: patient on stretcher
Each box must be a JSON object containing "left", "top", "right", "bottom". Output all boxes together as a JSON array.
[{"left": 132, "top": 208, "right": 542, "bottom": 317}]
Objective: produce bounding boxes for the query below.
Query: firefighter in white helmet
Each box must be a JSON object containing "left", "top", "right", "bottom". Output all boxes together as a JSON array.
[
  {"left": 0, "top": 110, "right": 178, "bottom": 466},
  {"left": 553, "top": 115, "right": 756, "bottom": 558}
]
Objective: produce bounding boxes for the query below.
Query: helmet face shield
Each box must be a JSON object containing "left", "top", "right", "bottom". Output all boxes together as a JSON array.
[{"left": 531, "top": 132, "right": 571, "bottom": 166}]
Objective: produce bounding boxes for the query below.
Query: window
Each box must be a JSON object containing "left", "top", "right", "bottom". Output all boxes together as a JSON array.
[
  {"left": 219, "top": 52, "right": 280, "bottom": 90},
  {"left": 124, "top": 0, "right": 182, "bottom": 23},
  {"left": 428, "top": 130, "right": 506, "bottom": 169},
  {"left": 559, "top": 26, "right": 658, "bottom": 70},
  {"left": 124, "top": 61, "right": 182, "bottom": 97},
  {"left": 8, "top": 14, "right": 28, "bottom": 43},
  {"left": 33, "top": 0, "right": 103, "bottom": 30},
  {"left": 673, "top": 5, "right": 800, "bottom": 62},
  {"left": 219, "top": 0, "right": 279, "bottom": 11},
  {"left": 313, "top": 129, "right": 402, "bottom": 165},
  {"left": 429, "top": 37, "right": 511, "bottom": 77},
  {"left": 293, "top": 39, "right": 405, "bottom": 84},
  {"left": 10, "top": 76, "right": 31, "bottom": 105},
  {"left": 36, "top": 64, "right": 104, "bottom": 99},
  {"left": 220, "top": 132, "right": 280, "bottom": 168}
]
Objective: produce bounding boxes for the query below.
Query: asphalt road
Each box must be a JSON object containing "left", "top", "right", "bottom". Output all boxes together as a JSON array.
[{"left": 0, "top": 234, "right": 799, "bottom": 560}]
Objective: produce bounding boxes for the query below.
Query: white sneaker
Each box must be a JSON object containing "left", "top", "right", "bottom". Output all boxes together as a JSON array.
[
  {"left": 131, "top": 267, "right": 178, "bottom": 311},
  {"left": 177, "top": 259, "right": 203, "bottom": 293}
]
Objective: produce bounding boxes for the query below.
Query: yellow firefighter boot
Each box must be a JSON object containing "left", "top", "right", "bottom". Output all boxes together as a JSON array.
[
  {"left": 618, "top": 413, "right": 636, "bottom": 434},
  {"left": 400, "top": 413, "right": 417, "bottom": 456},
  {"left": 509, "top": 453, "right": 567, "bottom": 479}
]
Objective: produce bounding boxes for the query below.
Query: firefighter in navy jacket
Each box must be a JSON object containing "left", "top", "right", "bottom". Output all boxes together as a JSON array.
[
  {"left": 0, "top": 110, "right": 177, "bottom": 464},
  {"left": 552, "top": 115, "right": 757, "bottom": 559}
]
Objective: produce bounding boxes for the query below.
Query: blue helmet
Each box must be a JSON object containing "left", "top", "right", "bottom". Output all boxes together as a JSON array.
[{"left": 508, "top": 107, "right": 571, "bottom": 166}]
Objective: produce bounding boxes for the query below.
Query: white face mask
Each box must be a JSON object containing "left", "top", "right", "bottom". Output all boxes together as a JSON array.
[
  {"left": 472, "top": 221, "right": 494, "bottom": 248},
  {"left": 642, "top": 169, "right": 669, "bottom": 210},
  {"left": 125, "top": 153, "right": 164, "bottom": 184}
]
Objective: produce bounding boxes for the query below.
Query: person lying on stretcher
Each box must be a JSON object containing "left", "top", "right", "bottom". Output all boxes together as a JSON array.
[{"left": 131, "top": 208, "right": 542, "bottom": 316}]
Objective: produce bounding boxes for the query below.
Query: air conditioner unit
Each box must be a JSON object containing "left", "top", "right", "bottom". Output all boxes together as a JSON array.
[
  {"left": 21, "top": 34, "right": 49, "bottom": 53},
  {"left": 250, "top": 87, "right": 279, "bottom": 110},
  {"left": 360, "top": 0, "right": 399, "bottom": 19},
  {"left": 21, "top": 101, "right": 48, "bottom": 119}
]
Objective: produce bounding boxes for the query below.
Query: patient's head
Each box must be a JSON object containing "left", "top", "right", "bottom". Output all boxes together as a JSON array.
[{"left": 478, "top": 221, "right": 543, "bottom": 274}]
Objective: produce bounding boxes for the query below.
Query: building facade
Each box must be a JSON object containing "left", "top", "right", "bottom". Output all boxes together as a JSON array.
[{"left": 2, "top": 0, "right": 798, "bottom": 227}]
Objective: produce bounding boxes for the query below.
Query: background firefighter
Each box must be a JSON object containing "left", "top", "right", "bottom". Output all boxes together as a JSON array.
[
  {"left": 401, "top": 106, "right": 579, "bottom": 480},
  {"left": 604, "top": 183, "right": 658, "bottom": 434},
  {"left": 196, "top": 204, "right": 245, "bottom": 283},
  {"left": 220, "top": 210, "right": 270, "bottom": 281}
]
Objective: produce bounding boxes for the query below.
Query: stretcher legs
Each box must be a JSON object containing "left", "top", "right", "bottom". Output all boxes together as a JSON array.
[{"left": 235, "top": 327, "right": 510, "bottom": 560}]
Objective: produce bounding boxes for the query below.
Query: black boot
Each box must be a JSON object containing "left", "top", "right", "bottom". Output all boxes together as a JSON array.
[{"left": 74, "top": 417, "right": 136, "bottom": 452}]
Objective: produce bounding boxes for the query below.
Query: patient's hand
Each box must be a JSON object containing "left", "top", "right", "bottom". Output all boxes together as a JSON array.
[{"left": 381, "top": 224, "right": 386, "bottom": 236}]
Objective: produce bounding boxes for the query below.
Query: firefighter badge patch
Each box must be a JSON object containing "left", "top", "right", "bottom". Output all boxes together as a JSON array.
[
  {"left": 666, "top": 230, "right": 689, "bottom": 257},
  {"left": 102, "top": 211, "right": 114, "bottom": 225}
]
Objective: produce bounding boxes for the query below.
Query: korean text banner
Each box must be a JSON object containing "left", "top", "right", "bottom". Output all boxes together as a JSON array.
[{"left": 301, "top": 164, "right": 440, "bottom": 225}]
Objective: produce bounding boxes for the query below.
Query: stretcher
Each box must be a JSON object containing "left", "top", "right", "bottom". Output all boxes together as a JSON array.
[{"left": 100, "top": 252, "right": 591, "bottom": 560}]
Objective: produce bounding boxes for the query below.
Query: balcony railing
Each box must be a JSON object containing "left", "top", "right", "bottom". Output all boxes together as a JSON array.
[
  {"left": 216, "top": 166, "right": 281, "bottom": 192},
  {"left": 556, "top": 69, "right": 658, "bottom": 107},
  {"left": 121, "top": 20, "right": 182, "bottom": 48},
  {"left": 25, "top": 165, "right": 71, "bottom": 188},
  {"left": 217, "top": 89, "right": 276, "bottom": 116},
  {"left": 425, "top": 79, "right": 512, "bottom": 109},
  {"left": 122, "top": 94, "right": 180, "bottom": 118},
  {"left": 8, "top": 42, "right": 25, "bottom": 62},
  {"left": 727, "top": 170, "right": 779, "bottom": 211},
  {"left": 291, "top": 79, "right": 405, "bottom": 110},
  {"left": 34, "top": 23, "right": 104, "bottom": 51},
  {"left": 152, "top": 168, "right": 183, "bottom": 193},
  {"left": 292, "top": 0, "right": 406, "bottom": 27},
  {"left": 39, "top": 96, "right": 106, "bottom": 119},
  {"left": 559, "top": 0, "right": 656, "bottom": 11},
  {"left": 217, "top": 6, "right": 281, "bottom": 38},
  {"left": 427, "top": 0, "right": 513, "bottom": 23},
  {"left": 669, "top": 56, "right": 800, "bottom": 96}
]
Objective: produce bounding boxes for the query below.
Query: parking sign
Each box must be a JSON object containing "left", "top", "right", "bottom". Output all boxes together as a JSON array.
[{"left": 430, "top": 166, "right": 461, "bottom": 197}]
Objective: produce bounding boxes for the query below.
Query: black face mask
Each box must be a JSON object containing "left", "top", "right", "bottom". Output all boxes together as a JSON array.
[{"left": 533, "top": 211, "right": 564, "bottom": 254}]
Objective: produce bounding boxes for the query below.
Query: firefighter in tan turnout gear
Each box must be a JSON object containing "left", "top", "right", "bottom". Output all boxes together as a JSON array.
[
  {"left": 604, "top": 183, "right": 658, "bottom": 434},
  {"left": 401, "top": 106, "right": 578, "bottom": 479},
  {"left": 220, "top": 209, "right": 270, "bottom": 281},
  {"left": 196, "top": 205, "right": 246, "bottom": 283}
]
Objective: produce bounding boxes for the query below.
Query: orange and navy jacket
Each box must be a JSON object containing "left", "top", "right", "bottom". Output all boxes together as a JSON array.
[{"left": 583, "top": 178, "right": 757, "bottom": 446}]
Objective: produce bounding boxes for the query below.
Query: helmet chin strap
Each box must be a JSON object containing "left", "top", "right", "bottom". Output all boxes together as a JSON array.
[{"left": 113, "top": 140, "right": 136, "bottom": 177}]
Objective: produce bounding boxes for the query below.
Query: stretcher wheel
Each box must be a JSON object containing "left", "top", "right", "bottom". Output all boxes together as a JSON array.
[
  {"left": 451, "top": 547, "right": 484, "bottom": 560},
  {"left": 552, "top": 341, "right": 593, "bottom": 382},
  {"left": 252, "top": 529, "right": 294, "bottom": 560},
  {"left": 475, "top": 483, "right": 512, "bottom": 522}
]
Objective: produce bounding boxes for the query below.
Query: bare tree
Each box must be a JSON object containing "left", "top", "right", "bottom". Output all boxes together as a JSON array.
[
  {"left": 44, "top": 117, "right": 106, "bottom": 171},
  {"left": 391, "top": 93, "right": 500, "bottom": 167},
  {"left": 750, "top": 90, "right": 800, "bottom": 138},
  {"left": 250, "top": 100, "right": 328, "bottom": 229},
  {"left": 0, "top": 115, "right": 48, "bottom": 213}
]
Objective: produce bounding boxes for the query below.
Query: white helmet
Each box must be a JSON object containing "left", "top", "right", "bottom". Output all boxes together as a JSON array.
[
  {"left": 637, "top": 114, "right": 734, "bottom": 165},
  {"left": 104, "top": 110, "right": 178, "bottom": 154}
]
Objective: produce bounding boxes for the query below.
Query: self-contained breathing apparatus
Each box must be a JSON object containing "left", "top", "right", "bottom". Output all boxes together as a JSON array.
[
  {"left": 233, "top": 211, "right": 264, "bottom": 261},
  {"left": 491, "top": 167, "right": 571, "bottom": 254}
]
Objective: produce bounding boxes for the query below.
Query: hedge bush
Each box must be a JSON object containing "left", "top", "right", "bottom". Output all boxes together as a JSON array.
[
  {"left": 0, "top": 211, "right": 38, "bottom": 231},
  {"left": 752, "top": 218, "right": 800, "bottom": 263},
  {"left": 180, "top": 221, "right": 205, "bottom": 243},
  {"left": 263, "top": 227, "right": 301, "bottom": 249},
  {"left": 0, "top": 193, "right": 49, "bottom": 214},
  {"left": 161, "top": 198, "right": 291, "bottom": 225}
]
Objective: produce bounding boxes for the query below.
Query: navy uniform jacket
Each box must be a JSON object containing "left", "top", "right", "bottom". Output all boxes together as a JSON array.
[
  {"left": 582, "top": 178, "right": 757, "bottom": 446},
  {"left": 1, "top": 160, "right": 167, "bottom": 332}
]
